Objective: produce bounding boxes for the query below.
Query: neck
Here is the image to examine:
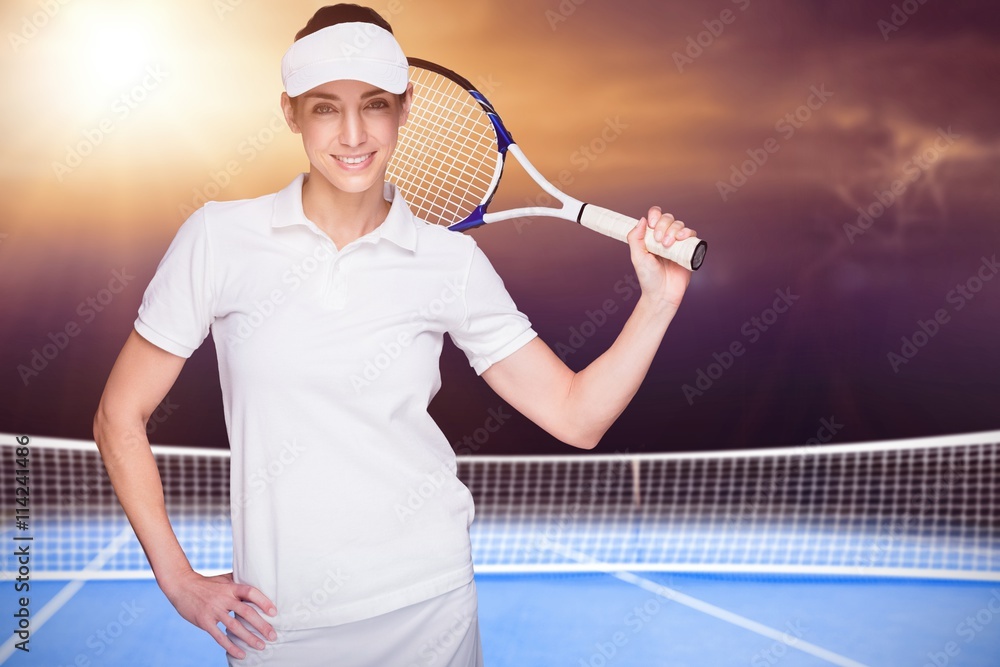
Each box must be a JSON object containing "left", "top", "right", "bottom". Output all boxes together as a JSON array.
[{"left": 301, "top": 171, "right": 391, "bottom": 250}]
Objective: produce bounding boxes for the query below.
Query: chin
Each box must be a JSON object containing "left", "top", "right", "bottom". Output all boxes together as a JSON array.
[{"left": 329, "top": 176, "right": 380, "bottom": 194}]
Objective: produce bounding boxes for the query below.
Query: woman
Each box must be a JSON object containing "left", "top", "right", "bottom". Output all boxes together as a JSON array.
[{"left": 93, "top": 4, "right": 697, "bottom": 665}]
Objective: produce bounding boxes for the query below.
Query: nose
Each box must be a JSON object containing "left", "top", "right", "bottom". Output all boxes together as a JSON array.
[{"left": 339, "top": 107, "right": 367, "bottom": 148}]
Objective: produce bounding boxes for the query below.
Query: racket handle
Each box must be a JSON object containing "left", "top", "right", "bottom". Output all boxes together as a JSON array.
[{"left": 579, "top": 204, "right": 707, "bottom": 271}]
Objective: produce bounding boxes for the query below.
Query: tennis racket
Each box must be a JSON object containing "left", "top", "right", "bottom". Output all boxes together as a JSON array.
[{"left": 386, "top": 58, "right": 707, "bottom": 271}]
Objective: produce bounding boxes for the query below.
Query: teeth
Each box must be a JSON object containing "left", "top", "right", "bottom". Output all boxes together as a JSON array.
[{"left": 335, "top": 153, "right": 372, "bottom": 165}]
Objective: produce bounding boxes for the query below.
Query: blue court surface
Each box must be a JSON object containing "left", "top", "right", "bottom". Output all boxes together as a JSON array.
[{"left": 6, "top": 572, "right": 999, "bottom": 666}]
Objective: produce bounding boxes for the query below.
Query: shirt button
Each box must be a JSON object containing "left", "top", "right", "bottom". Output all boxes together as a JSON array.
[{"left": 328, "top": 268, "right": 347, "bottom": 309}]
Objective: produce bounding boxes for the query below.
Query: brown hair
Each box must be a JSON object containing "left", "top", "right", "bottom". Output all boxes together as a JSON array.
[{"left": 295, "top": 4, "right": 395, "bottom": 41}]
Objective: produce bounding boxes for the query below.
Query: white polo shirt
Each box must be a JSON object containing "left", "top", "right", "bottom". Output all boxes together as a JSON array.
[{"left": 134, "top": 173, "right": 537, "bottom": 630}]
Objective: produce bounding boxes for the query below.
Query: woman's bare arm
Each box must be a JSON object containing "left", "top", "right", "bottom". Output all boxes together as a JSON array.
[
  {"left": 481, "top": 208, "right": 694, "bottom": 450},
  {"left": 94, "top": 329, "right": 277, "bottom": 659},
  {"left": 94, "top": 329, "right": 191, "bottom": 582}
]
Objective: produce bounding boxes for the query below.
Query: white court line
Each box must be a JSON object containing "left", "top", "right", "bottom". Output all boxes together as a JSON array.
[
  {"left": 544, "top": 542, "right": 870, "bottom": 667},
  {"left": 0, "top": 526, "right": 134, "bottom": 664},
  {"left": 613, "top": 571, "right": 869, "bottom": 667}
]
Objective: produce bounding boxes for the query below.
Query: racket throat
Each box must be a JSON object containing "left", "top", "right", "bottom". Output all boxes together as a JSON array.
[{"left": 451, "top": 206, "right": 488, "bottom": 232}]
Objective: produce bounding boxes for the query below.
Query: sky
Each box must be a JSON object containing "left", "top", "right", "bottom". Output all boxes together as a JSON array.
[{"left": 1, "top": 0, "right": 998, "bottom": 454}]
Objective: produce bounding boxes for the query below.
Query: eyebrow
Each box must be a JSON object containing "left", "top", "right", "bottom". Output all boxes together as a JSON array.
[{"left": 302, "top": 88, "right": 389, "bottom": 101}]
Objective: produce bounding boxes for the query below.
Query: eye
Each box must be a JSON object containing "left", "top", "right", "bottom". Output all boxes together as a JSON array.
[
  {"left": 366, "top": 98, "right": 390, "bottom": 110},
  {"left": 313, "top": 104, "right": 335, "bottom": 114}
]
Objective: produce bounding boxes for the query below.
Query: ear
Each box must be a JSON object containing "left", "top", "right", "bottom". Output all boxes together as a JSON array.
[
  {"left": 280, "top": 92, "right": 302, "bottom": 134},
  {"left": 398, "top": 82, "right": 414, "bottom": 128}
]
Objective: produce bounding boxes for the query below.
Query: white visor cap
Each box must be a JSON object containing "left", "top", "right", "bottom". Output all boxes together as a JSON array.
[{"left": 281, "top": 22, "right": 408, "bottom": 97}]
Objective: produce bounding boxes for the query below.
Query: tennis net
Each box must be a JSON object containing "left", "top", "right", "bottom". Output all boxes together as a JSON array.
[{"left": 1, "top": 430, "right": 997, "bottom": 581}]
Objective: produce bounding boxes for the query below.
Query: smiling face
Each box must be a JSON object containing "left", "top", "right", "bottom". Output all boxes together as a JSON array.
[{"left": 281, "top": 79, "right": 412, "bottom": 196}]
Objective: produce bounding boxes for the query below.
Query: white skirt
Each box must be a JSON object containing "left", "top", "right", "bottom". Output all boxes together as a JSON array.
[{"left": 226, "top": 578, "right": 484, "bottom": 667}]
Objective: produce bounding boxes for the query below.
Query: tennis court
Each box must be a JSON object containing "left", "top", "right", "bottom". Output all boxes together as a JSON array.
[{"left": 2, "top": 432, "right": 998, "bottom": 666}]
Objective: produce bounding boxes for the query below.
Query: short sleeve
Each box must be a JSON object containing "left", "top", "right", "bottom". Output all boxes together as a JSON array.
[
  {"left": 449, "top": 243, "right": 537, "bottom": 375},
  {"left": 134, "top": 207, "right": 216, "bottom": 358}
]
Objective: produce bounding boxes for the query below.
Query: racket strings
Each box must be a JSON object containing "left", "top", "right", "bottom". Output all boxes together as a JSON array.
[
  {"left": 394, "top": 84, "right": 482, "bottom": 221},
  {"left": 398, "top": 70, "right": 494, "bottom": 206},
  {"left": 394, "top": 75, "right": 492, "bottom": 223},
  {"left": 408, "top": 83, "right": 493, "bottom": 210},
  {"left": 387, "top": 67, "right": 502, "bottom": 227}
]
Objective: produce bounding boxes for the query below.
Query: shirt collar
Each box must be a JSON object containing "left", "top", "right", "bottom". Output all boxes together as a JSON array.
[{"left": 271, "top": 173, "right": 417, "bottom": 253}]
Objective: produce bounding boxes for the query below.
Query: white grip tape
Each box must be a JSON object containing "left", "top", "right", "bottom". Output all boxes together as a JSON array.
[{"left": 578, "top": 204, "right": 706, "bottom": 271}]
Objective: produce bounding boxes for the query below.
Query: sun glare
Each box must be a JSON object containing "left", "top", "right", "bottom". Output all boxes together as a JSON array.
[
  {"left": 62, "top": 6, "right": 157, "bottom": 92},
  {"left": 19, "top": 1, "right": 171, "bottom": 128}
]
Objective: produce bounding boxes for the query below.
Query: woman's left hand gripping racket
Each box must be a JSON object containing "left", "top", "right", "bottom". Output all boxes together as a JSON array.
[{"left": 386, "top": 58, "right": 707, "bottom": 271}]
